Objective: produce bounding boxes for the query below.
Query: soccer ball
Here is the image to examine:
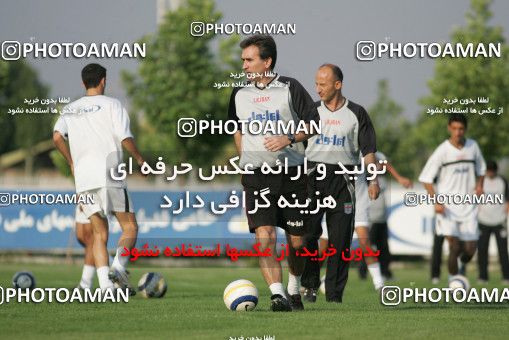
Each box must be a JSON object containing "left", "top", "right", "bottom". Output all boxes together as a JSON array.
[
  {"left": 137, "top": 272, "right": 168, "bottom": 298},
  {"left": 12, "top": 271, "right": 36, "bottom": 289},
  {"left": 448, "top": 275, "right": 470, "bottom": 291},
  {"left": 223, "top": 279, "right": 258, "bottom": 311}
]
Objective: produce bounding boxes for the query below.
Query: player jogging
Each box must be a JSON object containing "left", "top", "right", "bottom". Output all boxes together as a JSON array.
[
  {"left": 419, "top": 113, "right": 485, "bottom": 282},
  {"left": 53, "top": 63, "right": 145, "bottom": 293},
  {"left": 228, "top": 35, "right": 319, "bottom": 311}
]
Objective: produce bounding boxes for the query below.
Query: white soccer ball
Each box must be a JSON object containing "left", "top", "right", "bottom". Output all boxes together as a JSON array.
[
  {"left": 448, "top": 275, "right": 470, "bottom": 291},
  {"left": 137, "top": 272, "right": 168, "bottom": 298},
  {"left": 12, "top": 271, "right": 36, "bottom": 289},
  {"left": 223, "top": 279, "right": 258, "bottom": 311}
]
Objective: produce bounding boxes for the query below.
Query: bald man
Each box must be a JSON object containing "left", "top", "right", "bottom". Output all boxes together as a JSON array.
[{"left": 301, "top": 64, "right": 379, "bottom": 303}]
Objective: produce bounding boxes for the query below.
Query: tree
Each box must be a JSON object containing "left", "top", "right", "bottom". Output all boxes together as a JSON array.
[
  {"left": 368, "top": 79, "right": 412, "bottom": 176},
  {"left": 0, "top": 60, "right": 51, "bottom": 174},
  {"left": 123, "top": 0, "right": 239, "bottom": 173},
  {"left": 408, "top": 0, "right": 509, "bottom": 175}
]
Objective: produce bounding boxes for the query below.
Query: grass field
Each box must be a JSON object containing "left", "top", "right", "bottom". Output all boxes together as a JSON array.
[{"left": 1, "top": 262, "right": 508, "bottom": 340}]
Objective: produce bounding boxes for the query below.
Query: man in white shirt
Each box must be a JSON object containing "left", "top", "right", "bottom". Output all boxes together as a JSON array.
[
  {"left": 53, "top": 63, "right": 145, "bottom": 293},
  {"left": 477, "top": 160, "right": 509, "bottom": 284},
  {"left": 419, "top": 113, "right": 486, "bottom": 281}
]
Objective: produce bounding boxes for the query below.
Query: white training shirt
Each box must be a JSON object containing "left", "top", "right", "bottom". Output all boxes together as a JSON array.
[
  {"left": 54, "top": 95, "right": 133, "bottom": 193},
  {"left": 418, "top": 139, "right": 486, "bottom": 221},
  {"left": 478, "top": 175, "right": 509, "bottom": 226}
]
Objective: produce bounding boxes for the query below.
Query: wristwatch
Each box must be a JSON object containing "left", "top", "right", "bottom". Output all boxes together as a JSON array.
[{"left": 287, "top": 133, "right": 296, "bottom": 146}]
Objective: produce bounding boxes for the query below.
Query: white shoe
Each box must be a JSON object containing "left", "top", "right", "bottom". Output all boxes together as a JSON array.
[
  {"left": 108, "top": 268, "right": 136, "bottom": 296},
  {"left": 431, "top": 277, "right": 440, "bottom": 285}
]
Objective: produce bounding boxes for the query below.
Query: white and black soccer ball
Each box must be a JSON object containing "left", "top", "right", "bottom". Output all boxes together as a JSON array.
[
  {"left": 12, "top": 271, "right": 36, "bottom": 289},
  {"left": 137, "top": 272, "right": 168, "bottom": 298},
  {"left": 449, "top": 274, "right": 470, "bottom": 291},
  {"left": 223, "top": 279, "right": 258, "bottom": 311}
]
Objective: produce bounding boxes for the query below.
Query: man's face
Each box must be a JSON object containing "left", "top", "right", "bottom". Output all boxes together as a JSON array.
[
  {"left": 447, "top": 121, "right": 466, "bottom": 142},
  {"left": 241, "top": 45, "right": 271, "bottom": 78},
  {"left": 486, "top": 169, "right": 496, "bottom": 178},
  {"left": 315, "top": 67, "right": 341, "bottom": 102}
]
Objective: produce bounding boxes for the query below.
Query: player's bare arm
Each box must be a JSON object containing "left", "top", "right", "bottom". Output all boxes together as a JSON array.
[
  {"left": 423, "top": 182, "right": 445, "bottom": 214},
  {"left": 386, "top": 161, "right": 413, "bottom": 188},
  {"left": 233, "top": 130, "right": 242, "bottom": 155},
  {"left": 121, "top": 137, "right": 145, "bottom": 166},
  {"left": 53, "top": 131, "right": 74, "bottom": 176},
  {"left": 364, "top": 152, "right": 380, "bottom": 200}
]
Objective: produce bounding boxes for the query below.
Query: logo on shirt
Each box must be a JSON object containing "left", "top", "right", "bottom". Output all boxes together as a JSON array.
[
  {"left": 315, "top": 134, "right": 346, "bottom": 146},
  {"left": 77, "top": 105, "right": 101, "bottom": 114},
  {"left": 248, "top": 110, "right": 280, "bottom": 122},
  {"left": 453, "top": 167, "right": 470, "bottom": 174},
  {"left": 253, "top": 96, "right": 270, "bottom": 103},
  {"left": 325, "top": 119, "right": 341, "bottom": 126}
]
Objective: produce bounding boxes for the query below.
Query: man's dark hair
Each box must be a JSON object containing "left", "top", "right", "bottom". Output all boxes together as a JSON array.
[
  {"left": 81, "top": 63, "right": 106, "bottom": 89},
  {"left": 320, "top": 63, "right": 344, "bottom": 82},
  {"left": 448, "top": 112, "right": 467, "bottom": 129},
  {"left": 240, "top": 35, "right": 277, "bottom": 69},
  {"left": 486, "top": 160, "right": 498, "bottom": 172}
]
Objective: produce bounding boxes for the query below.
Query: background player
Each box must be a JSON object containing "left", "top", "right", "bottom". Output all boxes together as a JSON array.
[
  {"left": 477, "top": 160, "right": 509, "bottom": 284},
  {"left": 418, "top": 113, "right": 485, "bottom": 282},
  {"left": 53, "top": 63, "right": 145, "bottom": 293},
  {"left": 228, "top": 35, "right": 319, "bottom": 311}
]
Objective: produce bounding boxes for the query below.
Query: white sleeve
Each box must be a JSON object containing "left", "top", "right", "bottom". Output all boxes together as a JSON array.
[
  {"left": 53, "top": 116, "right": 68, "bottom": 140},
  {"left": 418, "top": 147, "right": 443, "bottom": 184},
  {"left": 474, "top": 142, "right": 486, "bottom": 177},
  {"left": 375, "top": 151, "right": 387, "bottom": 162},
  {"left": 112, "top": 102, "right": 133, "bottom": 142}
]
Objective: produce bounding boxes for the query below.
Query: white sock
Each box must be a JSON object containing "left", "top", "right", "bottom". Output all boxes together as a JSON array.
[
  {"left": 111, "top": 247, "right": 129, "bottom": 271},
  {"left": 79, "top": 264, "right": 96, "bottom": 289},
  {"left": 97, "top": 266, "right": 114, "bottom": 291},
  {"left": 287, "top": 273, "right": 301, "bottom": 296},
  {"left": 269, "top": 282, "right": 286, "bottom": 298},
  {"left": 368, "top": 262, "right": 384, "bottom": 290}
]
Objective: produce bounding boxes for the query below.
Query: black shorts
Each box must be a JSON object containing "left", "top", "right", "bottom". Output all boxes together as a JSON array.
[{"left": 241, "top": 166, "right": 308, "bottom": 236}]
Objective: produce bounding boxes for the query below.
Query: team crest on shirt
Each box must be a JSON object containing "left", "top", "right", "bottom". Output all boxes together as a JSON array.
[{"left": 344, "top": 202, "right": 353, "bottom": 214}]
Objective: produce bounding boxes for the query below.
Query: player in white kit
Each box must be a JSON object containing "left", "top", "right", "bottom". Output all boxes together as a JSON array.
[{"left": 419, "top": 113, "right": 486, "bottom": 280}]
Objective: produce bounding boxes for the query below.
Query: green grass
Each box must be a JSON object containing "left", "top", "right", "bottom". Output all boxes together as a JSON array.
[{"left": 0, "top": 262, "right": 508, "bottom": 340}]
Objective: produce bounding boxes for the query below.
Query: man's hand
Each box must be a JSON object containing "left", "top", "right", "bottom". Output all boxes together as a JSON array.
[
  {"left": 475, "top": 184, "right": 483, "bottom": 196},
  {"left": 263, "top": 136, "right": 290, "bottom": 152},
  {"left": 368, "top": 181, "right": 380, "bottom": 200},
  {"left": 435, "top": 203, "right": 445, "bottom": 215},
  {"left": 398, "top": 177, "right": 413, "bottom": 189}
]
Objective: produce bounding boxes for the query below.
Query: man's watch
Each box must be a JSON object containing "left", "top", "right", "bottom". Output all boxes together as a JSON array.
[{"left": 287, "top": 133, "right": 296, "bottom": 146}]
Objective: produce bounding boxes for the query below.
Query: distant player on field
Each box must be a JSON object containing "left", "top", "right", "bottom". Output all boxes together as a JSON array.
[
  {"left": 228, "top": 35, "right": 319, "bottom": 311},
  {"left": 419, "top": 113, "right": 485, "bottom": 281},
  {"left": 53, "top": 63, "right": 145, "bottom": 293}
]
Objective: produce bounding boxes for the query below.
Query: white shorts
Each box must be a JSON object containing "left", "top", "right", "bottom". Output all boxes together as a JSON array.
[
  {"left": 436, "top": 214, "right": 478, "bottom": 241},
  {"left": 320, "top": 174, "right": 370, "bottom": 240},
  {"left": 75, "top": 205, "right": 90, "bottom": 224},
  {"left": 80, "top": 187, "right": 134, "bottom": 219}
]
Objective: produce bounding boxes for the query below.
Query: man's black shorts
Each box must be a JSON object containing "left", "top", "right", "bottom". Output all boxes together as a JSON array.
[{"left": 241, "top": 166, "right": 308, "bottom": 236}]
